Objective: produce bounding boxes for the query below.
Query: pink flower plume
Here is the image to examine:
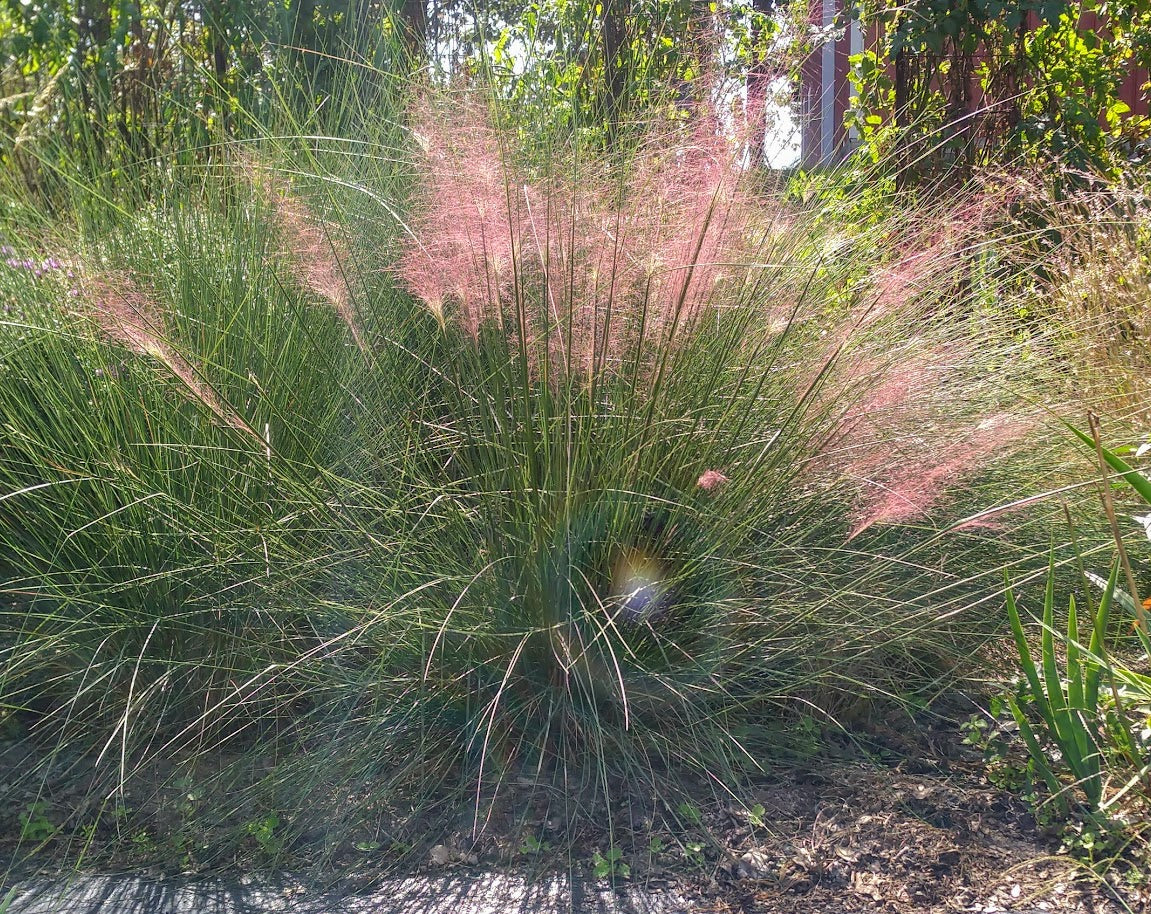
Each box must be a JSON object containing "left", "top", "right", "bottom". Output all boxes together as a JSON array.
[
  {"left": 242, "top": 153, "right": 366, "bottom": 351},
  {"left": 80, "top": 273, "right": 257, "bottom": 440},
  {"left": 845, "top": 413, "right": 1033, "bottom": 539},
  {"left": 394, "top": 97, "right": 756, "bottom": 377},
  {"left": 696, "top": 469, "right": 730, "bottom": 492}
]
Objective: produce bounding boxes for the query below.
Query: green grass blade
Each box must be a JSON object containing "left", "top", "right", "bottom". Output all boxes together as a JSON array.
[
  {"left": 1068, "top": 422, "right": 1151, "bottom": 504},
  {"left": 1004, "top": 574, "right": 1059, "bottom": 737},
  {"left": 1066, "top": 593, "right": 1083, "bottom": 711},
  {"left": 1063, "top": 592, "right": 1098, "bottom": 797},
  {"left": 1008, "top": 697, "right": 1067, "bottom": 815},
  {"left": 1039, "top": 558, "right": 1087, "bottom": 779},
  {"left": 1084, "top": 560, "right": 1117, "bottom": 712}
]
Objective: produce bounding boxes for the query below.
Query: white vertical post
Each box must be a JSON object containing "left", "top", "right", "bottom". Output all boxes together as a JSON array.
[
  {"left": 846, "top": 17, "right": 862, "bottom": 149},
  {"left": 820, "top": 0, "right": 836, "bottom": 163}
]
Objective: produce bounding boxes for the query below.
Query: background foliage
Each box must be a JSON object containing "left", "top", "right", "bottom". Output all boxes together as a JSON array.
[{"left": 846, "top": 0, "right": 1151, "bottom": 178}]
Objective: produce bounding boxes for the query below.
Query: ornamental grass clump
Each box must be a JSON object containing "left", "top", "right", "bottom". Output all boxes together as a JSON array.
[
  {"left": 1011, "top": 177, "right": 1151, "bottom": 428},
  {"left": 0, "top": 86, "right": 1085, "bottom": 869},
  {"left": 375, "top": 96, "right": 1071, "bottom": 813},
  {"left": 0, "top": 190, "right": 399, "bottom": 794},
  {"left": 244, "top": 154, "right": 368, "bottom": 352}
]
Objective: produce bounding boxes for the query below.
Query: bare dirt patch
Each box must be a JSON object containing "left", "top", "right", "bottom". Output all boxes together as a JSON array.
[{"left": 2, "top": 715, "right": 1147, "bottom": 913}]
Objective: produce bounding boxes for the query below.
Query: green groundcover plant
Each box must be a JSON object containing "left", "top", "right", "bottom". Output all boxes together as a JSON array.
[{"left": 0, "top": 73, "right": 1093, "bottom": 871}]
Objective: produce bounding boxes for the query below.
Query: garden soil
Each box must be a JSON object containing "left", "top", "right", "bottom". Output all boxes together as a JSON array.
[{"left": 2, "top": 714, "right": 1146, "bottom": 913}]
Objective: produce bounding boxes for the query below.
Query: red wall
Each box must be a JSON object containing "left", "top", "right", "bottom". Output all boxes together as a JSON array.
[{"left": 801, "top": 2, "right": 1150, "bottom": 165}]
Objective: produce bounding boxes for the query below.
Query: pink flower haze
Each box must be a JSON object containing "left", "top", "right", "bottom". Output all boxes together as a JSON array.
[
  {"left": 243, "top": 154, "right": 366, "bottom": 351},
  {"left": 394, "top": 96, "right": 756, "bottom": 377},
  {"left": 852, "top": 195, "right": 1003, "bottom": 330},
  {"left": 396, "top": 97, "right": 520, "bottom": 339},
  {"left": 795, "top": 188, "right": 1028, "bottom": 540},
  {"left": 392, "top": 95, "right": 1033, "bottom": 536},
  {"left": 696, "top": 469, "right": 730, "bottom": 492},
  {"left": 845, "top": 413, "right": 1034, "bottom": 540},
  {"left": 80, "top": 273, "right": 256, "bottom": 440},
  {"left": 806, "top": 329, "right": 1036, "bottom": 540},
  {"left": 824, "top": 342, "right": 964, "bottom": 460}
]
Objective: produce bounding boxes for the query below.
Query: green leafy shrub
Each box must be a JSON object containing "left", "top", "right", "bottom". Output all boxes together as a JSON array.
[{"left": 993, "top": 421, "right": 1151, "bottom": 873}]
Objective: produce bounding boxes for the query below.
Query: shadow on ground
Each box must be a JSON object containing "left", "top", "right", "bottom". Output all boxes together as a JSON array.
[{"left": 3, "top": 872, "right": 688, "bottom": 914}]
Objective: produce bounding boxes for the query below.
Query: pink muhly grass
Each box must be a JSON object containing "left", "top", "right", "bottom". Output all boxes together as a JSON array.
[
  {"left": 243, "top": 154, "right": 366, "bottom": 351},
  {"left": 809, "top": 335, "right": 1036, "bottom": 539},
  {"left": 845, "top": 413, "right": 1033, "bottom": 540},
  {"left": 869, "top": 245, "right": 947, "bottom": 320},
  {"left": 394, "top": 97, "right": 756, "bottom": 378},
  {"left": 792, "top": 289, "right": 947, "bottom": 411},
  {"left": 396, "top": 97, "right": 522, "bottom": 339},
  {"left": 623, "top": 119, "right": 751, "bottom": 339},
  {"left": 696, "top": 469, "right": 729, "bottom": 492},
  {"left": 273, "top": 192, "right": 366, "bottom": 352},
  {"left": 80, "top": 273, "right": 256, "bottom": 439},
  {"left": 859, "top": 196, "right": 1001, "bottom": 328},
  {"left": 827, "top": 344, "right": 958, "bottom": 450}
]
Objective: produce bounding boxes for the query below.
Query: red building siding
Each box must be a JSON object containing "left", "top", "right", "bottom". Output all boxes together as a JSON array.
[{"left": 800, "top": 2, "right": 1150, "bottom": 165}]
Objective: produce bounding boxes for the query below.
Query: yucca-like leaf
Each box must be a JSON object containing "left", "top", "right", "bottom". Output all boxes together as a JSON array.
[
  {"left": 1084, "top": 561, "right": 1117, "bottom": 715},
  {"left": 1039, "top": 559, "right": 1088, "bottom": 779},
  {"left": 1006, "top": 559, "right": 1108, "bottom": 809},
  {"left": 1005, "top": 573, "right": 1053, "bottom": 732},
  {"left": 1066, "top": 594, "right": 1084, "bottom": 711},
  {"left": 1068, "top": 423, "right": 1151, "bottom": 505},
  {"left": 1007, "top": 695, "right": 1067, "bottom": 813}
]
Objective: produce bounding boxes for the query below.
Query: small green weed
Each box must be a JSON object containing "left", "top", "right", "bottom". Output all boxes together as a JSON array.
[
  {"left": 519, "top": 833, "right": 550, "bottom": 855},
  {"left": 1059, "top": 816, "right": 1126, "bottom": 863},
  {"left": 676, "top": 801, "right": 702, "bottom": 826},
  {"left": 18, "top": 802, "right": 55, "bottom": 843},
  {"left": 962, "top": 701, "right": 1039, "bottom": 794},
  {"left": 172, "top": 775, "right": 199, "bottom": 820},
  {"left": 592, "top": 847, "right": 630, "bottom": 879},
  {"left": 245, "top": 813, "right": 283, "bottom": 859},
  {"left": 788, "top": 715, "right": 823, "bottom": 760},
  {"left": 130, "top": 829, "right": 159, "bottom": 857}
]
